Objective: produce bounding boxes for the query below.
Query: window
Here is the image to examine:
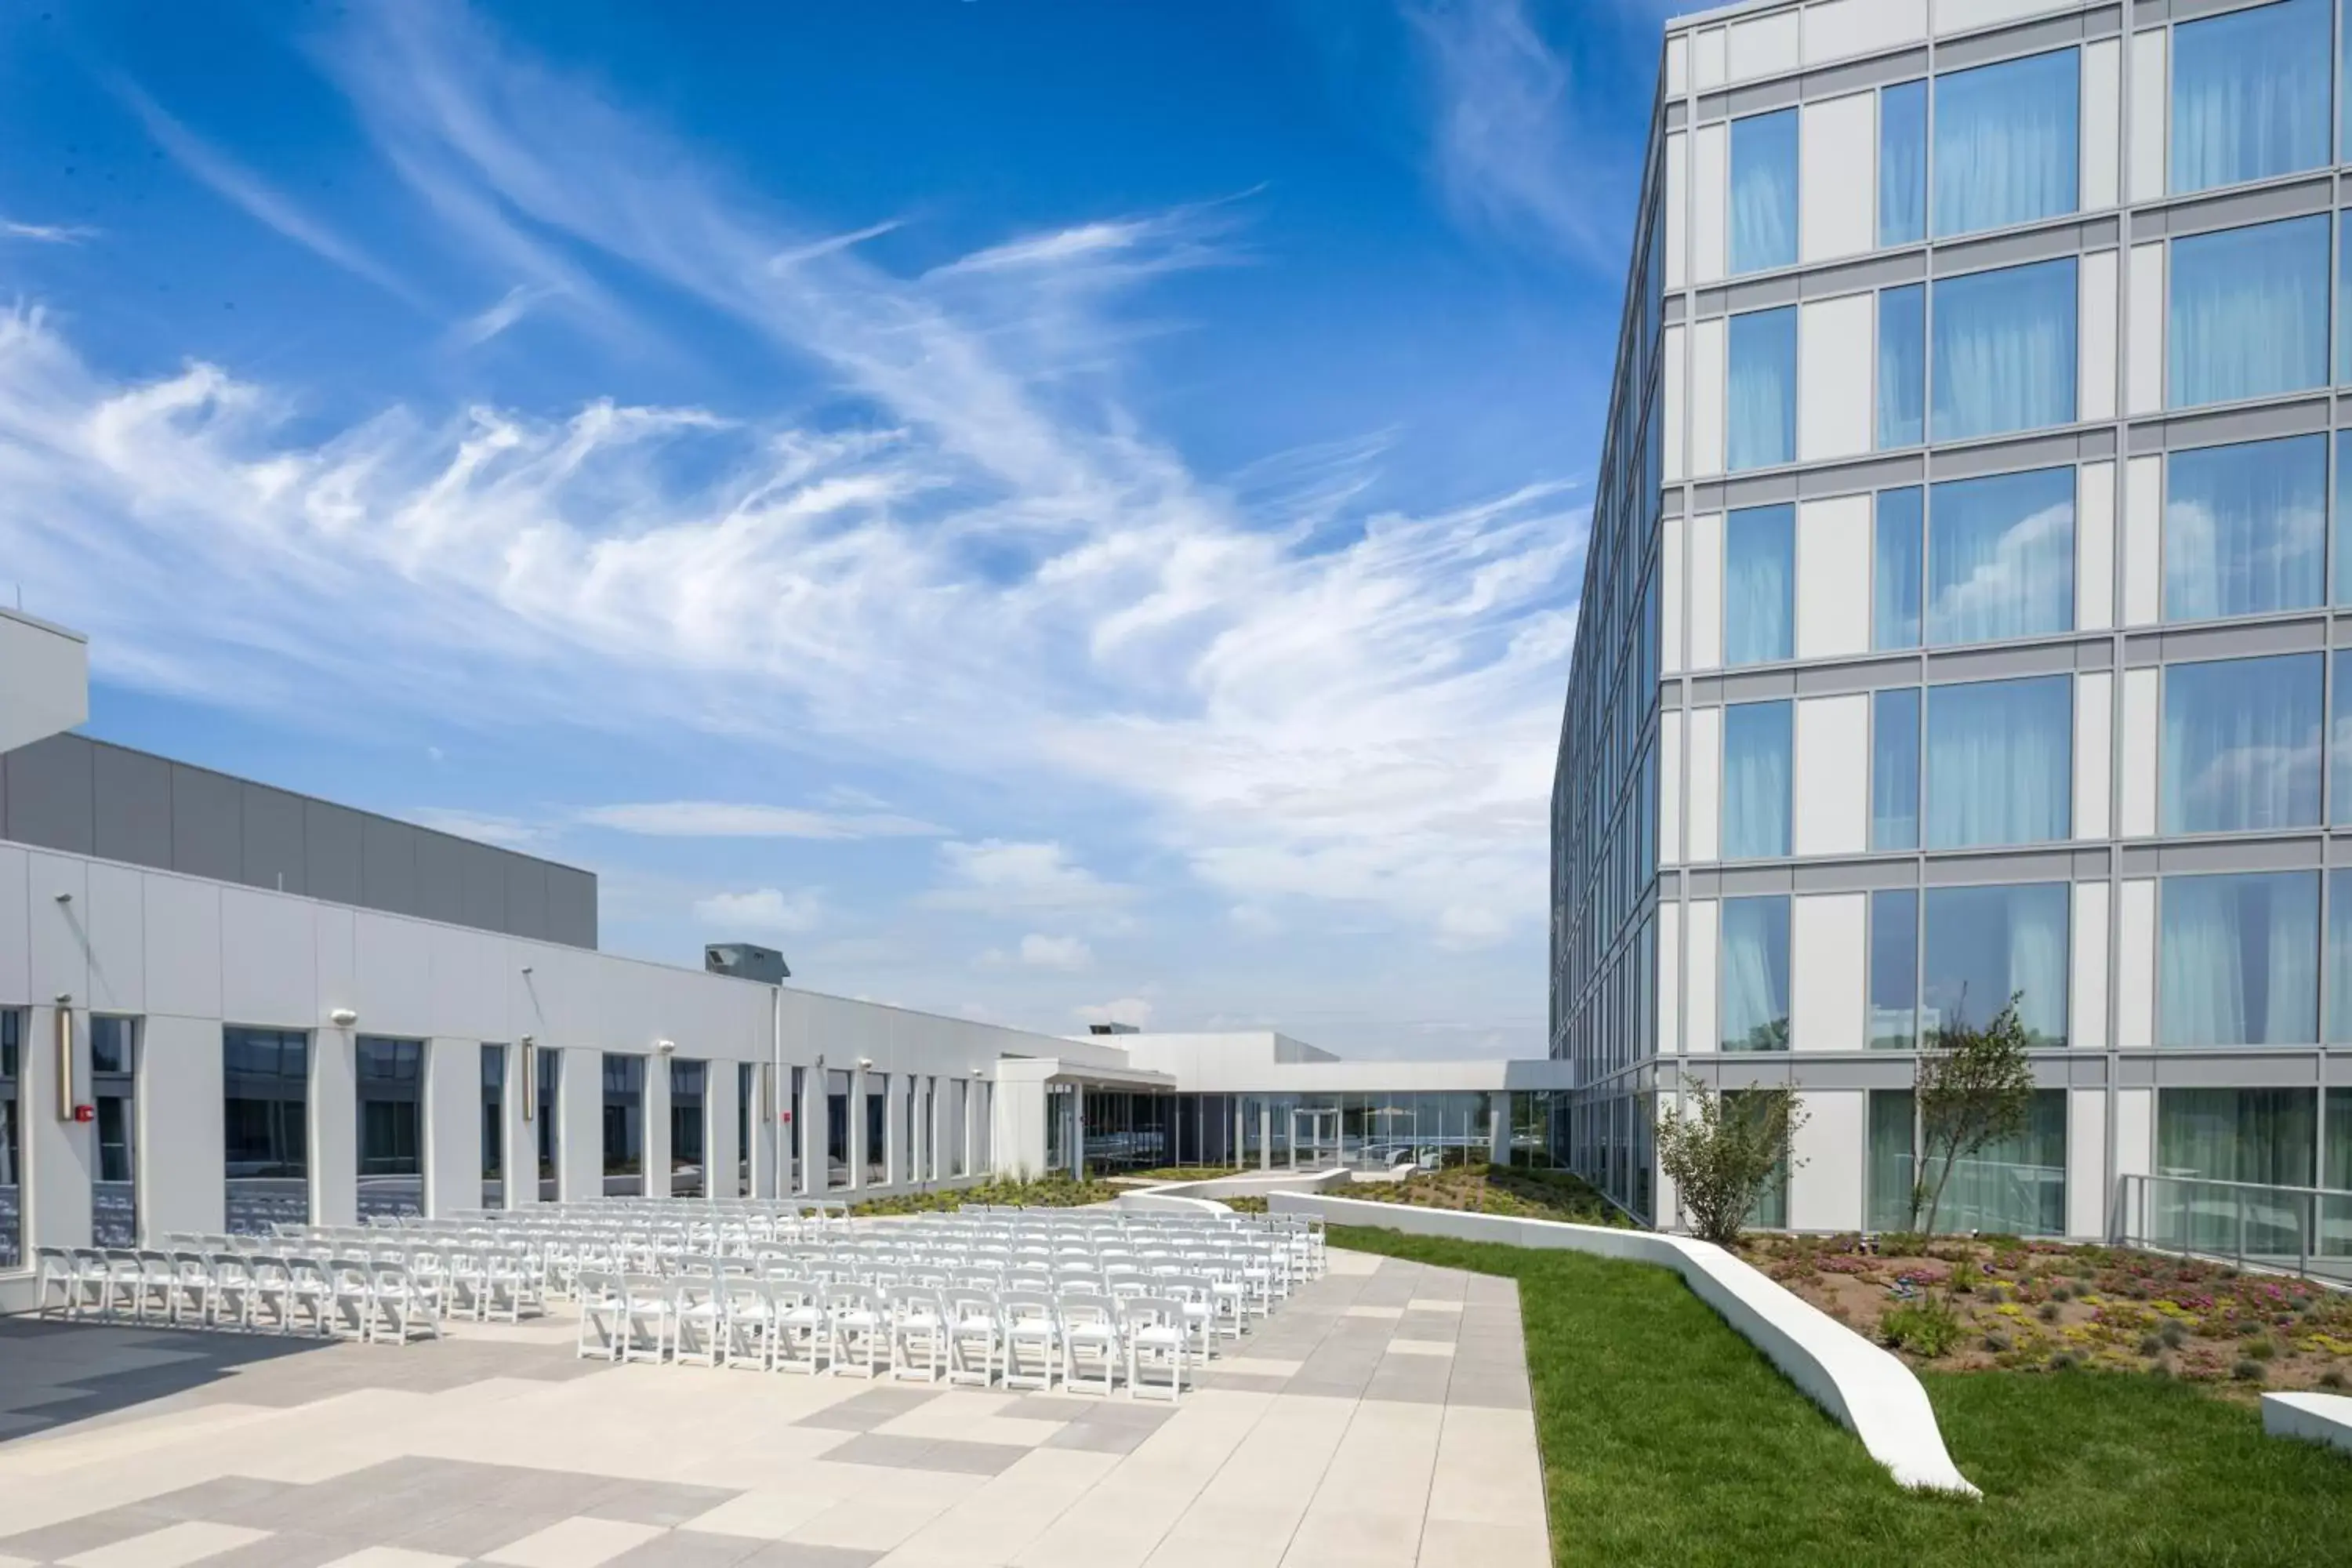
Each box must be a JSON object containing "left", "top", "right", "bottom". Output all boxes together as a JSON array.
[
  {"left": 2336, "top": 652, "right": 2352, "bottom": 824},
  {"left": 1933, "top": 49, "right": 2079, "bottom": 238},
  {"left": 1876, "top": 285, "right": 1925, "bottom": 450},
  {"left": 670, "top": 1058, "right": 706, "bottom": 1198},
  {"left": 1868, "top": 889, "right": 1919, "bottom": 1048},
  {"left": 1932, "top": 260, "right": 2078, "bottom": 441},
  {"left": 1867, "top": 1089, "right": 1917, "bottom": 1230},
  {"left": 2172, "top": 0, "right": 2331, "bottom": 195},
  {"left": 866, "top": 1073, "right": 890, "bottom": 1185},
  {"left": 1729, "top": 109, "right": 1798, "bottom": 274},
  {"left": 1722, "top": 700, "right": 1791, "bottom": 860},
  {"left": 1723, "top": 503, "right": 1793, "bottom": 665},
  {"left": 1878, "top": 81, "right": 1926, "bottom": 247},
  {"left": 1723, "top": 1089, "right": 1791, "bottom": 1226},
  {"left": 1925, "top": 677, "right": 2072, "bottom": 848},
  {"left": 2162, "top": 654, "right": 2322, "bottom": 833},
  {"left": 1871, "top": 1087, "right": 2065, "bottom": 1235},
  {"left": 2327, "top": 869, "right": 2352, "bottom": 1040},
  {"left": 2160, "top": 870, "right": 2320, "bottom": 1045},
  {"left": 1871, "top": 688, "right": 1921, "bottom": 851},
  {"left": 2169, "top": 215, "right": 2330, "bottom": 408},
  {"left": 223, "top": 1027, "right": 308, "bottom": 1235},
  {"left": 603, "top": 1054, "right": 644, "bottom": 1194},
  {"left": 1925, "top": 883, "right": 2070, "bottom": 1046},
  {"left": 2156, "top": 1087, "right": 2317, "bottom": 1253},
  {"left": 481, "top": 1044, "right": 505, "bottom": 1210},
  {"left": 1720, "top": 896, "right": 1791, "bottom": 1051},
  {"left": 1927, "top": 466, "right": 2074, "bottom": 645},
  {"left": 2163, "top": 435, "right": 2325, "bottom": 620},
  {"left": 739, "top": 1061, "right": 757, "bottom": 1196},
  {"left": 2342, "top": 212, "right": 2352, "bottom": 385},
  {"left": 355, "top": 1036, "right": 423, "bottom": 1221},
  {"left": 535, "top": 1047, "right": 561, "bottom": 1202},
  {"left": 827, "top": 1069, "right": 851, "bottom": 1188},
  {"left": 1726, "top": 307, "right": 1796, "bottom": 471},
  {"left": 1872, "top": 487, "right": 1923, "bottom": 649},
  {"left": 90, "top": 1016, "right": 136, "bottom": 1247},
  {"left": 0, "top": 1012, "right": 18, "bottom": 1271}
]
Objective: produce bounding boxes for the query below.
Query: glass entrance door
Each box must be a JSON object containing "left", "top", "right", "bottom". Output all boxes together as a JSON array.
[{"left": 1290, "top": 1108, "right": 1338, "bottom": 1171}]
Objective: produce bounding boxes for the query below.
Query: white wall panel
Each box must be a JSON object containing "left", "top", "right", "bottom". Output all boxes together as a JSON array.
[
  {"left": 1728, "top": 10, "right": 1800, "bottom": 81},
  {"left": 1805, "top": 0, "right": 1926, "bottom": 61},
  {"left": 313, "top": 1025, "right": 357, "bottom": 1225},
  {"left": 1693, "top": 122, "right": 1728, "bottom": 284},
  {"left": 2128, "top": 29, "right": 2168, "bottom": 204},
  {"left": 2074, "top": 671, "right": 2112, "bottom": 842},
  {"left": 1689, "top": 511, "right": 1725, "bottom": 669},
  {"left": 1657, "top": 902, "right": 1682, "bottom": 1054},
  {"left": 2082, "top": 38, "right": 2120, "bottom": 211},
  {"left": 1660, "top": 714, "right": 1685, "bottom": 866},
  {"left": 1694, "top": 26, "right": 1727, "bottom": 90},
  {"left": 1691, "top": 318, "right": 1727, "bottom": 476},
  {"left": 1799, "top": 94, "right": 1875, "bottom": 263},
  {"left": 2071, "top": 880, "right": 2110, "bottom": 1054},
  {"left": 1789, "top": 1089, "right": 1864, "bottom": 1232},
  {"left": 2114, "top": 1087, "right": 2154, "bottom": 1179},
  {"left": 1663, "top": 323, "right": 1688, "bottom": 481},
  {"left": 2122, "top": 453, "right": 2162, "bottom": 624},
  {"left": 1665, "top": 131, "right": 1689, "bottom": 291},
  {"left": 427, "top": 924, "right": 506, "bottom": 1043},
  {"left": 2077, "top": 461, "right": 2115, "bottom": 631},
  {"left": 27, "top": 854, "right": 88, "bottom": 1009},
  {"left": 1662, "top": 511, "right": 1686, "bottom": 674},
  {"left": 2078, "top": 249, "right": 2117, "bottom": 422},
  {"left": 1798, "top": 292, "right": 1872, "bottom": 461},
  {"left": 220, "top": 887, "right": 317, "bottom": 1030},
  {"left": 2117, "top": 880, "right": 2155, "bottom": 1049},
  {"left": 2067, "top": 1089, "right": 2108, "bottom": 1240},
  {"left": 1686, "top": 899, "right": 1719, "bottom": 1054},
  {"left": 82, "top": 860, "right": 144, "bottom": 1015},
  {"left": 143, "top": 874, "right": 221, "bottom": 1021},
  {"left": 645, "top": 1058, "right": 672, "bottom": 1198},
  {"left": 141, "top": 1014, "right": 225, "bottom": 1238},
  {"left": 0, "top": 847, "right": 27, "bottom": 1007},
  {"left": 561, "top": 1045, "right": 602, "bottom": 1201},
  {"left": 1793, "top": 694, "right": 1869, "bottom": 857},
  {"left": 424, "top": 1036, "right": 477, "bottom": 1217},
  {"left": 1795, "top": 493, "right": 1870, "bottom": 659},
  {"left": 2126, "top": 244, "right": 2165, "bottom": 416},
  {"left": 1687, "top": 707, "right": 1723, "bottom": 863},
  {"left": 353, "top": 909, "right": 434, "bottom": 1040},
  {"left": 1790, "top": 892, "right": 1866, "bottom": 1052},
  {"left": 1936, "top": 0, "right": 2067, "bottom": 31},
  {"left": 2119, "top": 666, "right": 2158, "bottom": 837},
  {"left": 1666, "top": 33, "right": 1690, "bottom": 96}
]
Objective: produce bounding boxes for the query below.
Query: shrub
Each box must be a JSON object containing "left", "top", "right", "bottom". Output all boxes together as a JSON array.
[
  {"left": 2049, "top": 1283, "right": 2073, "bottom": 1302},
  {"left": 2161, "top": 1322, "right": 2188, "bottom": 1350},
  {"left": 2320, "top": 1370, "right": 2347, "bottom": 1392},
  {"left": 1982, "top": 1330, "right": 2013, "bottom": 1353},
  {"left": 2137, "top": 1333, "right": 2164, "bottom": 1357},
  {"left": 2049, "top": 1350, "right": 2079, "bottom": 1371},
  {"left": 1948, "top": 1258, "right": 1981, "bottom": 1294},
  {"left": 1654, "top": 1076, "right": 1808, "bottom": 1247},
  {"left": 1876, "top": 1231, "right": 1927, "bottom": 1257},
  {"left": 2039, "top": 1301, "right": 2061, "bottom": 1323},
  {"left": 2234, "top": 1358, "right": 2267, "bottom": 1383},
  {"left": 2244, "top": 1336, "right": 2277, "bottom": 1362},
  {"left": 1882, "top": 1297, "right": 1963, "bottom": 1358}
]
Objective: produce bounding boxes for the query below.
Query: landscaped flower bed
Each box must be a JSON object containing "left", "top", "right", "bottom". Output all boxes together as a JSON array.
[
  {"left": 1341, "top": 1163, "right": 1635, "bottom": 1228},
  {"left": 1739, "top": 1231, "right": 2352, "bottom": 1395},
  {"left": 849, "top": 1173, "right": 1123, "bottom": 1214}
]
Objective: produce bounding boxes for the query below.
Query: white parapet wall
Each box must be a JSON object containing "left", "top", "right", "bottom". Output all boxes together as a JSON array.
[
  {"left": 2262, "top": 1392, "right": 2352, "bottom": 1457},
  {"left": 1271, "top": 1192, "right": 1979, "bottom": 1497}
]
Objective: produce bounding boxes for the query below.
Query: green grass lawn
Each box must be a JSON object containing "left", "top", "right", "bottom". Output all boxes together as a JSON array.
[{"left": 1332, "top": 1225, "right": 2352, "bottom": 1567}]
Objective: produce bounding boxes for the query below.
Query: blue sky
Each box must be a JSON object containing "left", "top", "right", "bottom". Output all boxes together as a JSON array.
[{"left": 0, "top": 0, "right": 1672, "bottom": 1057}]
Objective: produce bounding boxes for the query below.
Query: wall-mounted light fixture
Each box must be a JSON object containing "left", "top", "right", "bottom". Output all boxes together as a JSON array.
[
  {"left": 856, "top": 1056, "right": 874, "bottom": 1070},
  {"left": 656, "top": 1039, "right": 677, "bottom": 1055},
  {"left": 53, "top": 993, "right": 73, "bottom": 1120},
  {"left": 328, "top": 1007, "right": 358, "bottom": 1027}
]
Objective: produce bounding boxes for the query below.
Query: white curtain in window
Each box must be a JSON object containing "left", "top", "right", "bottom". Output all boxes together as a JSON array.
[
  {"left": 2163, "top": 435, "right": 2325, "bottom": 620},
  {"left": 1873, "top": 487, "right": 1923, "bottom": 649},
  {"left": 2169, "top": 216, "right": 2331, "bottom": 408},
  {"left": 2160, "top": 653, "right": 2322, "bottom": 833},
  {"left": 1726, "top": 307, "right": 1797, "bottom": 470},
  {"left": 1878, "top": 81, "right": 1926, "bottom": 248},
  {"left": 2170, "top": 0, "right": 2331, "bottom": 194},
  {"left": 1870, "top": 688, "right": 1919, "bottom": 851},
  {"left": 1925, "top": 677, "right": 2071, "bottom": 848},
  {"left": 1730, "top": 110, "right": 1798, "bottom": 274},
  {"left": 1723, "top": 504, "right": 1793, "bottom": 664},
  {"left": 2332, "top": 650, "right": 2352, "bottom": 826},
  {"left": 1719, "top": 897, "right": 1790, "bottom": 1051},
  {"left": 1926, "top": 466, "right": 2074, "bottom": 644},
  {"left": 1932, "top": 260, "right": 2078, "bottom": 442},
  {"left": 1722, "top": 700, "right": 1791, "bottom": 859},
  {"left": 1877, "top": 285, "right": 1925, "bottom": 449},
  {"left": 2005, "top": 889, "right": 2069, "bottom": 1046},
  {"left": 1933, "top": 49, "right": 2079, "bottom": 238},
  {"left": 2328, "top": 869, "right": 2352, "bottom": 1042},
  {"left": 2159, "top": 872, "right": 2320, "bottom": 1046}
]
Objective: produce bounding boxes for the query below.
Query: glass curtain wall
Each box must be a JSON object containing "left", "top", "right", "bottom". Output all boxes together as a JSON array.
[
  {"left": 1722, "top": 700, "right": 1792, "bottom": 859},
  {"left": 1871, "top": 688, "right": 1922, "bottom": 850},
  {"left": 535, "top": 1047, "right": 561, "bottom": 1202},
  {"left": 1868, "top": 890, "right": 1921, "bottom": 1048},
  {"left": 2160, "top": 871, "right": 2321, "bottom": 1046},
  {"left": 2163, "top": 437, "right": 2326, "bottom": 620},
  {"left": 1083, "top": 1091, "right": 1174, "bottom": 1171},
  {"left": 1932, "top": 260, "right": 2078, "bottom": 441},
  {"left": 90, "top": 1016, "right": 137, "bottom": 1246},
  {"left": 2170, "top": 216, "right": 2331, "bottom": 408},
  {"left": 1924, "top": 677, "right": 2072, "bottom": 848},
  {"left": 0, "top": 1011, "right": 18, "bottom": 1270},
  {"left": 670, "top": 1058, "right": 706, "bottom": 1197},
  {"left": 2172, "top": 0, "right": 2331, "bottom": 194},
  {"left": 481, "top": 1044, "right": 505, "bottom": 1210},
  {"left": 866, "top": 1074, "right": 888, "bottom": 1185},
  {"left": 1727, "top": 307, "right": 1797, "bottom": 470},
  {"left": 1933, "top": 49, "right": 2079, "bottom": 238},
  {"left": 2156, "top": 1087, "right": 2318, "bottom": 1254},
  {"left": 2161, "top": 655, "right": 2323, "bottom": 833},
  {"left": 952, "top": 1078, "right": 971, "bottom": 1177},
  {"left": 826, "top": 1070, "right": 851, "bottom": 1188},
  {"left": 1721, "top": 895, "right": 1791, "bottom": 1051},
  {"left": 224, "top": 1027, "right": 308, "bottom": 1234},
  {"left": 1872, "top": 488, "right": 1924, "bottom": 648},
  {"left": 1878, "top": 285, "right": 1926, "bottom": 448},
  {"left": 355, "top": 1037, "right": 424, "bottom": 1220},
  {"left": 2328, "top": 871, "right": 2352, "bottom": 1040},
  {"left": 1879, "top": 80, "right": 1926, "bottom": 245},
  {"left": 738, "top": 1062, "right": 755, "bottom": 1196},
  {"left": 1723, "top": 503, "right": 1794, "bottom": 665},
  {"left": 1868, "top": 1087, "right": 2066, "bottom": 1235},
  {"left": 602, "top": 1054, "right": 644, "bottom": 1196},
  {"left": 1729, "top": 109, "right": 1798, "bottom": 274},
  {"left": 1926, "top": 467, "right": 2074, "bottom": 645},
  {"left": 1923, "top": 884, "right": 2069, "bottom": 1044}
]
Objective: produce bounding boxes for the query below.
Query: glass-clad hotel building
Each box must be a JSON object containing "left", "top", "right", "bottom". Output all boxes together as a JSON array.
[{"left": 1555, "top": 0, "right": 2352, "bottom": 1241}]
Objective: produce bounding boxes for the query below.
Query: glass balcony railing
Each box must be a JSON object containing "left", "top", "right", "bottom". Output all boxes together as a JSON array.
[{"left": 2118, "top": 1174, "right": 2352, "bottom": 1287}]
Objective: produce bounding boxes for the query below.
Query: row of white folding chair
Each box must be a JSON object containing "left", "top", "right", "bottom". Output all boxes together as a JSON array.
[{"left": 37, "top": 1243, "right": 441, "bottom": 1343}]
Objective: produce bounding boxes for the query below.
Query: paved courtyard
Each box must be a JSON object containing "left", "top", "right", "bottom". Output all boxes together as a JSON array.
[{"left": 0, "top": 1252, "right": 1545, "bottom": 1568}]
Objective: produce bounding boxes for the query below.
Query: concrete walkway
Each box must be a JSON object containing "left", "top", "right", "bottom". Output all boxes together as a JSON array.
[{"left": 0, "top": 1253, "right": 1546, "bottom": 1568}]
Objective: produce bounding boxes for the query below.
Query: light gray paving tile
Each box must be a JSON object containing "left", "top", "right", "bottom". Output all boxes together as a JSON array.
[
  {"left": 597, "top": 1530, "right": 769, "bottom": 1568},
  {"left": 1041, "top": 1420, "right": 1154, "bottom": 1456},
  {"left": 140, "top": 1478, "right": 316, "bottom": 1528},
  {"left": 1190, "top": 1372, "right": 1292, "bottom": 1395},
  {"left": 820, "top": 1433, "right": 1030, "bottom": 1476},
  {"left": 789, "top": 1388, "right": 940, "bottom": 1432},
  {"left": 387, "top": 1504, "right": 575, "bottom": 1558},
  {"left": 584, "top": 1483, "right": 745, "bottom": 1529},
  {"left": 733, "top": 1541, "right": 884, "bottom": 1568},
  {"left": 0, "top": 1506, "right": 178, "bottom": 1562},
  {"left": 186, "top": 1530, "right": 377, "bottom": 1568}
]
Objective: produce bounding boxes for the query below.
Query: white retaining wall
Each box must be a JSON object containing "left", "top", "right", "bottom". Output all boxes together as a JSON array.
[{"left": 1272, "top": 1192, "right": 1978, "bottom": 1497}]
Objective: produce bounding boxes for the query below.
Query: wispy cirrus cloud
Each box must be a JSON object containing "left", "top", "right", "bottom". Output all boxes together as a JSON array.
[
  {"left": 579, "top": 801, "right": 944, "bottom": 840},
  {"left": 693, "top": 886, "right": 824, "bottom": 935},
  {"left": 1, "top": 219, "right": 96, "bottom": 244}
]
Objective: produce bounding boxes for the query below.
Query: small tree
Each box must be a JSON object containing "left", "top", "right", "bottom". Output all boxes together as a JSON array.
[
  {"left": 1655, "top": 1076, "right": 1808, "bottom": 1247},
  {"left": 1913, "top": 992, "right": 2037, "bottom": 1236}
]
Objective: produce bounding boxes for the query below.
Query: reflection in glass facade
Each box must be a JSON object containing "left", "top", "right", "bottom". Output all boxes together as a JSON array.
[
  {"left": 0, "top": 1012, "right": 19, "bottom": 1269},
  {"left": 90, "top": 1016, "right": 137, "bottom": 1247},
  {"left": 224, "top": 1026, "right": 308, "bottom": 1235},
  {"left": 670, "top": 1057, "right": 706, "bottom": 1197},
  {"left": 481, "top": 1044, "right": 506, "bottom": 1210},
  {"left": 603, "top": 1053, "right": 644, "bottom": 1196},
  {"left": 356, "top": 1036, "right": 424, "bottom": 1220}
]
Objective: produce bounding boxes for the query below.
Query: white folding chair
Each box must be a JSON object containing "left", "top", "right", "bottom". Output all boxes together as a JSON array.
[
  {"left": 887, "top": 1286, "right": 948, "bottom": 1384},
  {"left": 828, "top": 1284, "right": 888, "bottom": 1380},
  {"left": 1060, "top": 1295, "right": 1120, "bottom": 1396},
  {"left": 771, "top": 1278, "right": 830, "bottom": 1375},
  {"left": 575, "top": 1271, "right": 625, "bottom": 1360},
  {"left": 1120, "top": 1295, "right": 1189, "bottom": 1403}
]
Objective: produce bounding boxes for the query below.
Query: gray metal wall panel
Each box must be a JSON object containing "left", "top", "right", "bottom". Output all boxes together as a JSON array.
[
  {"left": 304, "top": 801, "right": 365, "bottom": 906},
  {"left": 4, "top": 733, "right": 93, "bottom": 855},
  {"left": 241, "top": 786, "right": 307, "bottom": 895},
  {"left": 90, "top": 743, "right": 172, "bottom": 869},
  {"left": 169, "top": 764, "right": 243, "bottom": 883},
  {"left": 457, "top": 841, "right": 508, "bottom": 933},
  {"left": 545, "top": 865, "right": 597, "bottom": 949},
  {"left": 503, "top": 855, "right": 549, "bottom": 940},
  {"left": 413, "top": 829, "right": 468, "bottom": 926},
  {"left": 361, "top": 815, "right": 419, "bottom": 916}
]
